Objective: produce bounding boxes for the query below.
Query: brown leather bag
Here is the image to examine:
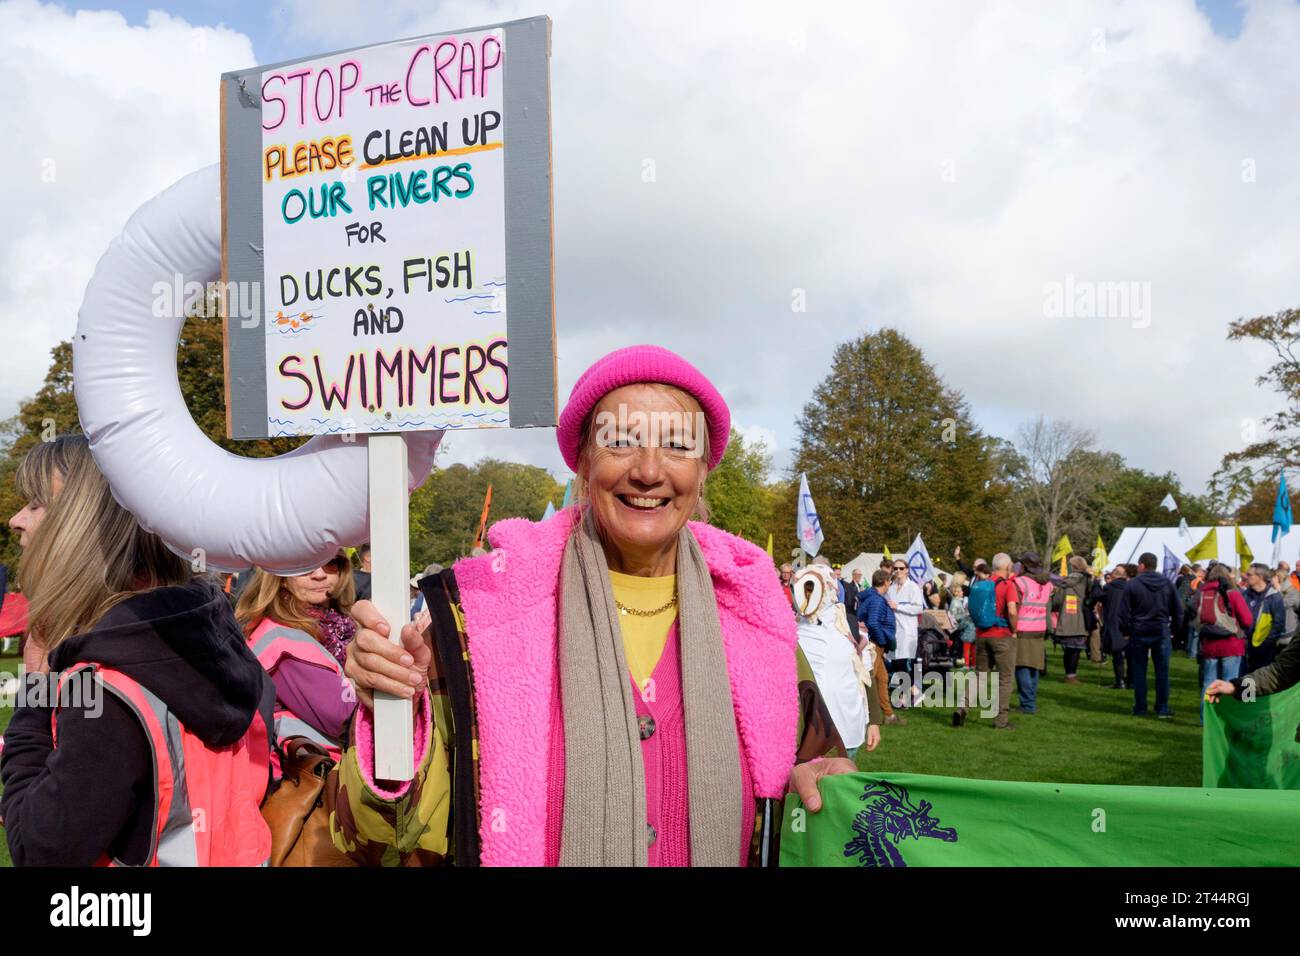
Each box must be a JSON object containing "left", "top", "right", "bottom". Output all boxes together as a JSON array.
[{"left": 261, "top": 736, "right": 358, "bottom": 867}]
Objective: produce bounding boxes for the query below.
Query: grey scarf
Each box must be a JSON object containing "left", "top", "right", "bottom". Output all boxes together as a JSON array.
[{"left": 558, "top": 509, "right": 744, "bottom": 866}]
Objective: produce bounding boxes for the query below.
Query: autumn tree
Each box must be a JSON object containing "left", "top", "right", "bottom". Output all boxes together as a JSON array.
[
  {"left": 790, "top": 329, "right": 1006, "bottom": 562},
  {"left": 1210, "top": 307, "right": 1300, "bottom": 511},
  {"left": 702, "top": 428, "right": 784, "bottom": 546}
]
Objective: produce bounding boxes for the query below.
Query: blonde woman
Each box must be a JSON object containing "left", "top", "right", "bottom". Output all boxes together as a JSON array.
[
  {"left": 235, "top": 556, "right": 358, "bottom": 761},
  {"left": 0, "top": 435, "right": 275, "bottom": 866}
]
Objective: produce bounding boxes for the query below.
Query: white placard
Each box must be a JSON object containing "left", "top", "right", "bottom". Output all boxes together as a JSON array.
[{"left": 259, "top": 28, "right": 510, "bottom": 437}]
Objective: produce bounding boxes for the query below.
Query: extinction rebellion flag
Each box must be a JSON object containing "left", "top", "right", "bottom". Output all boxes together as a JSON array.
[
  {"left": 780, "top": 773, "right": 1300, "bottom": 866},
  {"left": 1203, "top": 683, "right": 1300, "bottom": 790}
]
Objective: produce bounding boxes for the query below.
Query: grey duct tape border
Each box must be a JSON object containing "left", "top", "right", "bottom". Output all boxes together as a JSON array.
[{"left": 220, "top": 15, "right": 555, "bottom": 439}]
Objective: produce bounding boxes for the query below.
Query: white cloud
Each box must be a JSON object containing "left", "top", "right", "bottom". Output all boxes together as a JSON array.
[
  {"left": 7, "top": 0, "right": 1300, "bottom": 497},
  {"left": 0, "top": 0, "right": 256, "bottom": 416}
]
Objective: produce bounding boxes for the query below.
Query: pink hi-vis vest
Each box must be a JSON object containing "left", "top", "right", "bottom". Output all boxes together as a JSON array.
[
  {"left": 247, "top": 617, "right": 347, "bottom": 762},
  {"left": 1014, "top": 576, "right": 1053, "bottom": 634},
  {"left": 52, "top": 663, "right": 273, "bottom": 867}
]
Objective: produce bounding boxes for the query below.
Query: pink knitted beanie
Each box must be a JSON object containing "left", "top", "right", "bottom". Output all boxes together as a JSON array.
[{"left": 556, "top": 345, "right": 731, "bottom": 471}]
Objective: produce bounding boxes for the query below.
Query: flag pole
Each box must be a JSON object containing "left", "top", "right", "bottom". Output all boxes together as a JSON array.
[{"left": 473, "top": 483, "right": 494, "bottom": 551}]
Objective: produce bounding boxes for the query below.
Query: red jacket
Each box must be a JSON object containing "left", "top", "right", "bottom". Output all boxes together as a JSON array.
[{"left": 1196, "top": 580, "right": 1252, "bottom": 659}]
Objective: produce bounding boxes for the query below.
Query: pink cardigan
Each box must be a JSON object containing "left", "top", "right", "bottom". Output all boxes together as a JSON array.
[{"left": 455, "top": 505, "right": 797, "bottom": 866}]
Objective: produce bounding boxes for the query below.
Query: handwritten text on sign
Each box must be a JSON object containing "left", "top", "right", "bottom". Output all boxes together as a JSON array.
[{"left": 260, "top": 29, "right": 508, "bottom": 436}]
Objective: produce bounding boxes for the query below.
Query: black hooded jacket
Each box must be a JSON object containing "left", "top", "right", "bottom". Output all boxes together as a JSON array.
[
  {"left": 1118, "top": 570, "right": 1183, "bottom": 639},
  {"left": 0, "top": 578, "right": 273, "bottom": 866}
]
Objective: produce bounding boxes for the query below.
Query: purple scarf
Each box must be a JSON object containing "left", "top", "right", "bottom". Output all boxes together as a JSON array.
[{"left": 307, "top": 606, "right": 357, "bottom": 667}]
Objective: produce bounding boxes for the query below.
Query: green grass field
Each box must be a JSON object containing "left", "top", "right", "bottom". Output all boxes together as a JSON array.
[
  {"left": 858, "top": 641, "right": 1204, "bottom": 788},
  {"left": 0, "top": 641, "right": 1205, "bottom": 868}
]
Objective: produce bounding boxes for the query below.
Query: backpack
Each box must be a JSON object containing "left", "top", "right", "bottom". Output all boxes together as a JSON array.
[
  {"left": 968, "top": 578, "right": 1008, "bottom": 630},
  {"left": 1197, "top": 587, "right": 1241, "bottom": 640}
]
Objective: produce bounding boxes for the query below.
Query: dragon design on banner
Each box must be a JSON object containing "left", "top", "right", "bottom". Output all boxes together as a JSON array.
[{"left": 843, "top": 780, "right": 958, "bottom": 867}]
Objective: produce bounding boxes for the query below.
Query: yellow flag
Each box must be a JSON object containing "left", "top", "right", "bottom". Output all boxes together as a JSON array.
[
  {"left": 1092, "top": 534, "right": 1108, "bottom": 575},
  {"left": 765, "top": 533, "right": 774, "bottom": 559},
  {"left": 883, "top": 545, "right": 893, "bottom": 561},
  {"left": 1053, "top": 535, "right": 1073, "bottom": 561},
  {"left": 1185, "top": 526, "right": 1218, "bottom": 563},
  {"left": 1235, "top": 526, "right": 1254, "bottom": 566}
]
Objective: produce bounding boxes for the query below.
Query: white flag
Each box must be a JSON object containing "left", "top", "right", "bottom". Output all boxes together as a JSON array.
[
  {"left": 1160, "top": 493, "right": 1178, "bottom": 511},
  {"left": 797, "top": 473, "right": 824, "bottom": 558},
  {"left": 904, "top": 533, "right": 935, "bottom": 585},
  {"left": 1178, "top": 517, "right": 1190, "bottom": 538}
]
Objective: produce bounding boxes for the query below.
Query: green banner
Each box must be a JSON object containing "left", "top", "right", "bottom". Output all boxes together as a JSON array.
[
  {"left": 780, "top": 772, "right": 1300, "bottom": 866},
  {"left": 1203, "top": 683, "right": 1300, "bottom": 789}
]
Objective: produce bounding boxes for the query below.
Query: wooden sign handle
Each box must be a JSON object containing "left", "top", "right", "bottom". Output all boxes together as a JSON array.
[{"left": 369, "top": 433, "right": 415, "bottom": 781}]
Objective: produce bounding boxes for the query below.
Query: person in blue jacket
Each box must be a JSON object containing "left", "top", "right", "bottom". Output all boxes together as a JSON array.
[{"left": 1240, "top": 563, "right": 1287, "bottom": 671}]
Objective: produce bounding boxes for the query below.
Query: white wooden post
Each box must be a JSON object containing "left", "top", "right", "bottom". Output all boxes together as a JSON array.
[{"left": 369, "top": 433, "right": 415, "bottom": 781}]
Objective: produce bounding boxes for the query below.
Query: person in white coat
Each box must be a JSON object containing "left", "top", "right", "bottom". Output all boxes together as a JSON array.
[
  {"left": 792, "top": 564, "right": 880, "bottom": 756},
  {"left": 886, "top": 557, "right": 925, "bottom": 706}
]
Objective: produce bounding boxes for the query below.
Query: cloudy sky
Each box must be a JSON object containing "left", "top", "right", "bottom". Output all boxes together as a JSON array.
[{"left": 3, "top": 0, "right": 1297, "bottom": 494}]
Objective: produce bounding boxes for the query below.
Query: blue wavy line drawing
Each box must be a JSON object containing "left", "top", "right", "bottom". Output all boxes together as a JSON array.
[
  {"left": 270, "top": 413, "right": 508, "bottom": 437},
  {"left": 474, "top": 309, "right": 503, "bottom": 315},
  {"left": 444, "top": 293, "right": 497, "bottom": 302},
  {"left": 483, "top": 281, "right": 507, "bottom": 287}
]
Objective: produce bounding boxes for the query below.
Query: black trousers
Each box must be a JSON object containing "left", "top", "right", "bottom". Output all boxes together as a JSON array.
[{"left": 1111, "top": 649, "right": 1127, "bottom": 685}]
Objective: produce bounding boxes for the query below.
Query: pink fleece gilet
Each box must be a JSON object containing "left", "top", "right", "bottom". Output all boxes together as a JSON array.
[{"left": 452, "top": 505, "right": 796, "bottom": 867}]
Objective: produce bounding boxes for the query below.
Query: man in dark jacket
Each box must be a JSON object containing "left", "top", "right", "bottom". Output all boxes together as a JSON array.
[
  {"left": 1119, "top": 552, "right": 1182, "bottom": 718},
  {"left": 842, "top": 569, "right": 863, "bottom": 641},
  {"left": 1099, "top": 566, "right": 1129, "bottom": 688}
]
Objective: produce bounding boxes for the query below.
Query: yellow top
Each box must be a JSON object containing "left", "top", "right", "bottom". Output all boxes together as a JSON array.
[{"left": 609, "top": 570, "right": 678, "bottom": 690}]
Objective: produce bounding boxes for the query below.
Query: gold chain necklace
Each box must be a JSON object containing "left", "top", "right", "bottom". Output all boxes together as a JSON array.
[{"left": 615, "top": 594, "right": 678, "bottom": 617}]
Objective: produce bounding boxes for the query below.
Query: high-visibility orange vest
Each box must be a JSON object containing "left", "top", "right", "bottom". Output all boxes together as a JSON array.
[
  {"left": 246, "top": 617, "right": 348, "bottom": 764},
  {"left": 53, "top": 663, "right": 273, "bottom": 866}
]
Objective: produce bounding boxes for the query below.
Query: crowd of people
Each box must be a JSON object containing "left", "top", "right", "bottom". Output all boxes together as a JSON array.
[{"left": 779, "top": 543, "right": 1300, "bottom": 742}]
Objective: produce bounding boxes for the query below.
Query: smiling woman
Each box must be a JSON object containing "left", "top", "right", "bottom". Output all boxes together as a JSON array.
[{"left": 333, "top": 344, "right": 877, "bottom": 868}]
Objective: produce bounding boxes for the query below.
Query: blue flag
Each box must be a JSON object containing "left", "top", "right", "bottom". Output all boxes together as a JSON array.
[
  {"left": 905, "top": 533, "right": 935, "bottom": 584},
  {"left": 797, "top": 473, "right": 824, "bottom": 558},
  {"left": 541, "top": 501, "right": 556, "bottom": 521},
  {"left": 1273, "top": 474, "right": 1292, "bottom": 542},
  {"left": 1162, "top": 544, "right": 1182, "bottom": 583}
]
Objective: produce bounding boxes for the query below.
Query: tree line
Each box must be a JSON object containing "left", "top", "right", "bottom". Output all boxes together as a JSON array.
[{"left": 2, "top": 306, "right": 1292, "bottom": 578}]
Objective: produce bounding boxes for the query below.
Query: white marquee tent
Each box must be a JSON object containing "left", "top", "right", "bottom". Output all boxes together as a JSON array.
[{"left": 1103, "top": 525, "right": 1300, "bottom": 572}]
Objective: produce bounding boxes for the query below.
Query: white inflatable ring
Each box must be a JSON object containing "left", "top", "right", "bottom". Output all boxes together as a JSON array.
[{"left": 73, "top": 166, "right": 442, "bottom": 574}]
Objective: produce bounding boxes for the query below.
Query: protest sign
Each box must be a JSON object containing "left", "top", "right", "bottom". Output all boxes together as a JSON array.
[
  {"left": 220, "top": 16, "right": 554, "bottom": 778},
  {"left": 221, "top": 15, "right": 554, "bottom": 439}
]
